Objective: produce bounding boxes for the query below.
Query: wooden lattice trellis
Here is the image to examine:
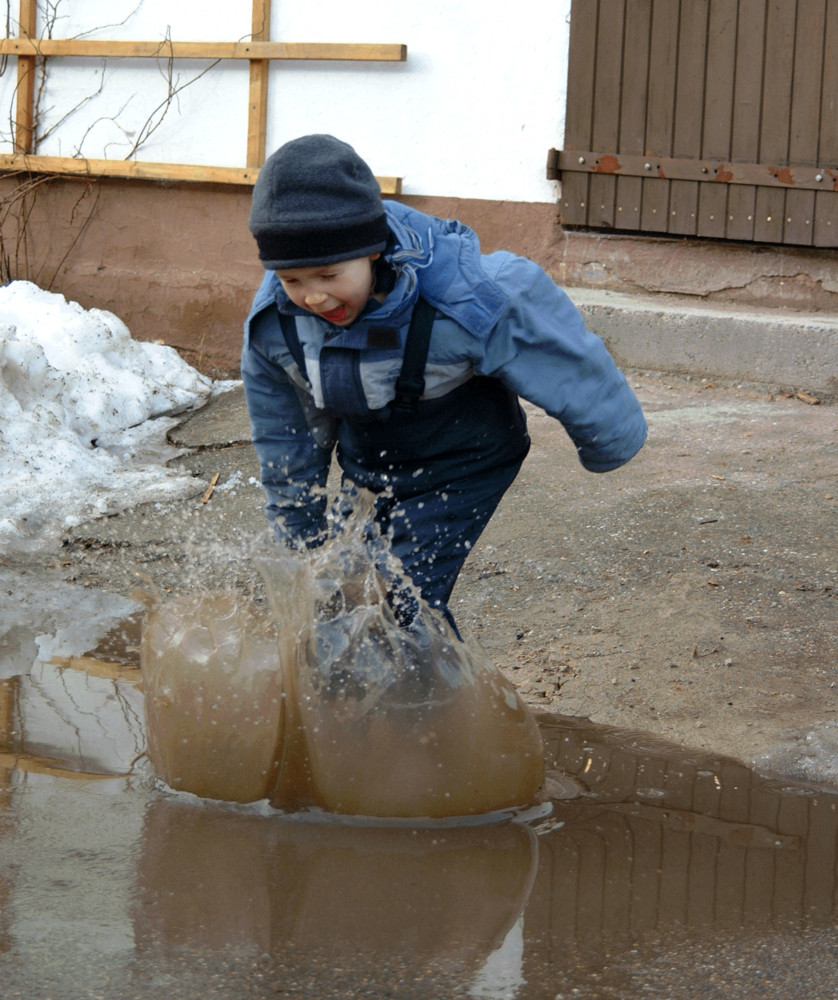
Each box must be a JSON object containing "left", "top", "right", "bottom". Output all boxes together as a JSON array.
[{"left": 0, "top": 0, "right": 405, "bottom": 192}]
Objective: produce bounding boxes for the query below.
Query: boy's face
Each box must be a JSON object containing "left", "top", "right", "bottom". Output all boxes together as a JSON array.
[{"left": 275, "top": 254, "right": 379, "bottom": 327}]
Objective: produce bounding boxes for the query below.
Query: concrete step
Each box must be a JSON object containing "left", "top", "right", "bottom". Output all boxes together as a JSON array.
[{"left": 568, "top": 287, "right": 838, "bottom": 400}]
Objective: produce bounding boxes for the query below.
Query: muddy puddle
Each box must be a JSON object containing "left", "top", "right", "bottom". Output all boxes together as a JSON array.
[{"left": 1, "top": 580, "right": 837, "bottom": 999}]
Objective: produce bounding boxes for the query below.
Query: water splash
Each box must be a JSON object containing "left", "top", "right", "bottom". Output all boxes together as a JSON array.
[
  {"left": 142, "top": 493, "right": 544, "bottom": 819},
  {"left": 142, "top": 592, "right": 283, "bottom": 803}
]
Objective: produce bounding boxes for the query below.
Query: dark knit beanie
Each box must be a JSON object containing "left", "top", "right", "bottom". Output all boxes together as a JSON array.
[{"left": 249, "top": 134, "right": 390, "bottom": 270}]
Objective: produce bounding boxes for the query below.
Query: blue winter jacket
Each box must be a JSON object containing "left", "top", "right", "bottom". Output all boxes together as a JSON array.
[{"left": 241, "top": 201, "right": 646, "bottom": 542}]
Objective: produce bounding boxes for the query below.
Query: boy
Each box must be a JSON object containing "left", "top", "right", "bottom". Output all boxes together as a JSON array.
[{"left": 242, "top": 134, "right": 646, "bottom": 628}]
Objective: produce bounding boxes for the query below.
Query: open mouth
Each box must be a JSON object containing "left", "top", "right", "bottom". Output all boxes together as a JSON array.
[{"left": 321, "top": 304, "right": 348, "bottom": 323}]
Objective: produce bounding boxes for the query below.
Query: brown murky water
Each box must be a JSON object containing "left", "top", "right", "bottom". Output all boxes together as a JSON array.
[
  {"left": 141, "top": 518, "right": 544, "bottom": 820},
  {"left": 1, "top": 603, "right": 837, "bottom": 1000}
]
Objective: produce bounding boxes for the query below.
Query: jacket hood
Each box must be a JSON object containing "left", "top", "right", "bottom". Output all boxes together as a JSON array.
[{"left": 383, "top": 202, "right": 509, "bottom": 336}]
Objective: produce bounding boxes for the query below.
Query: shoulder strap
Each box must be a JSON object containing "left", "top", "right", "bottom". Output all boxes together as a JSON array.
[
  {"left": 278, "top": 311, "right": 308, "bottom": 379},
  {"left": 392, "top": 296, "right": 435, "bottom": 411}
]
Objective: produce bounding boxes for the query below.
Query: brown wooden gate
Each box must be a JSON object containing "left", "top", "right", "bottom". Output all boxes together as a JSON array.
[{"left": 549, "top": 0, "right": 838, "bottom": 247}]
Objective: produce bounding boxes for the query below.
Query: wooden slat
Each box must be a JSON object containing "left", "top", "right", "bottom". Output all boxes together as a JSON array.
[
  {"left": 754, "top": 0, "right": 796, "bottom": 243},
  {"left": 598, "top": 820, "right": 634, "bottom": 934},
  {"left": 713, "top": 762, "right": 752, "bottom": 924},
  {"left": 563, "top": 0, "right": 598, "bottom": 150},
  {"left": 0, "top": 154, "right": 260, "bottom": 184},
  {"left": 726, "top": 0, "right": 766, "bottom": 241},
  {"left": 640, "top": 0, "right": 679, "bottom": 232},
  {"left": 0, "top": 751, "right": 125, "bottom": 780},
  {"left": 697, "top": 0, "right": 738, "bottom": 238},
  {"left": 743, "top": 784, "right": 781, "bottom": 921},
  {"left": 247, "top": 0, "right": 271, "bottom": 168},
  {"left": 657, "top": 829, "right": 691, "bottom": 925},
  {"left": 615, "top": 0, "right": 652, "bottom": 232},
  {"left": 49, "top": 655, "right": 142, "bottom": 683},
  {"left": 560, "top": 0, "right": 598, "bottom": 226},
  {"left": 628, "top": 819, "right": 664, "bottom": 932},
  {"left": 784, "top": 0, "right": 827, "bottom": 245},
  {"left": 617, "top": 0, "right": 652, "bottom": 154},
  {"left": 715, "top": 845, "right": 749, "bottom": 925},
  {"left": 556, "top": 150, "right": 838, "bottom": 190},
  {"left": 669, "top": 0, "right": 710, "bottom": 235},
  {"left": 803, "top": 795, "right": 838, "bottom": 919},
  {"left": 815, "top": 0, "right": 838, "bottom": 245},
  {"left": 14, "top": 0, "right": 38, "bottom": 155},
  {"left": 0, "top": 38, "right": 408, "bottom": 62},
  {"left": 0, "top": 678, "right": 18, "bottom": 747},
  {"left": 573, "top": 825, "right": 610, "bottom": 938},
  {"left": 772, "top": 792, "right": 810, "bottom": 919},
  {"left": 588, "top": 0, "right": 625, "bottom": 229},
  {"left": 782, "top": 195, "right": 817, "bottom": 254},
  {"left": 789, "top": 0, "right": 826, "bottom": 163},
  {"left": 0, "top": 153, "right": 403, "bottom": 193}
]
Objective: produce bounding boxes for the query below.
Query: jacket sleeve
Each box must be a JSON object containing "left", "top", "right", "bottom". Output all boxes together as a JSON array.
[
  {"left": 241, "top": 320, "right": 332, "bottom": 546},
  {"left": 480, "top": 254, "right": 647, "bottom": 472}
]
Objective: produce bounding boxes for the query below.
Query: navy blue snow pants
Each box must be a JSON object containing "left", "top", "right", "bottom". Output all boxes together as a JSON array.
[{"left": 336, "top": 375, "right": 531, "bottom": 627}]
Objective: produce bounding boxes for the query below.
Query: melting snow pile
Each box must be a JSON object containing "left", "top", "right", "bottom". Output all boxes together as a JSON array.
[{"left": 0, "top": 281, "right": 217, "bottom": 551}]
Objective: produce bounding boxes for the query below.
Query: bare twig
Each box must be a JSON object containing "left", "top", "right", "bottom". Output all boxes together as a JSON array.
[
  {"left": 36, "top": 63, "right": 108, "bottom": 147},
  {"left": 121, "top": 27, "right": 222, "bottom": 160},
  {"left": 0, "top": 0, "right": 223, "bottom": 286},
  {"left": 69, "top": 1, "right": 146, "bottom": 41}
]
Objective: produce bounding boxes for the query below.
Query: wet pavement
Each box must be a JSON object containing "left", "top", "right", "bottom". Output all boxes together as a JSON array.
[
  {"left": 1, "top": 372, "right": 836, "bottom": 998},
  {"left": 1, "top": 599, "right": 837, "bottom": 1000}
]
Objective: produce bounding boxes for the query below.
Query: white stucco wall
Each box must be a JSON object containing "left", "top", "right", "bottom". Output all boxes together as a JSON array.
[{"left": 0, "top": 0, "right": 570, "bottom": 202}]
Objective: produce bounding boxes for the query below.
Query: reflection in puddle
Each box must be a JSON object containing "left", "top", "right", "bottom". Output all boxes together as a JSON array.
[
  {"left": 0, "top": 599, "right": 837, "bottom": 998},
  {"left": 0, "top": 638, "right": 144, "bottom": 779}
]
